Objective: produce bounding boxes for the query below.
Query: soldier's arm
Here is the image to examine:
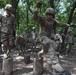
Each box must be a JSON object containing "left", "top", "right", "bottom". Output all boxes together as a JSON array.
[
  {"left": 54, "top": 19, "right": 70, "bottom": 27},
  {"left": 32, "top": 1, "right": 43, "bottom": 23},
  {"left": 32, "top": 8, "right": 42, "bottom": 23},
  {"left": 32, "top": 8, "right": 39, "bottom": 20}
]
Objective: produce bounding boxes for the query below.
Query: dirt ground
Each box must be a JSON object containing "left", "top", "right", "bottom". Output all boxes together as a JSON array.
[{"left": 0, "top": 47, "right": 76, "bottom": 75}]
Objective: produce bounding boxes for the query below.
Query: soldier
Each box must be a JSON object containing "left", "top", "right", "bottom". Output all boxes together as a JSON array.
[
  {"left": 32, "top": 1, "right": 70, "bottom": 65},
  {"left": 31, "top": 27, "right": 38, "bottom": 48},
  {"left": 54, "top": 30, "right": 62, "bottom": 58},
  {"left": 51, "top": 30, "right": 56, "bottom": 40},
  {"left": 0, "top": 4, "right": 16, "bottom": 57},
  {"left": 15, "top": 28, "right": 30, "bottom": 55},
  {"left": 65, "top": 30, "right": 74, "bottom": 56},
  {"left": 31, "top": 27, "right": 37, "bottom": 40}
]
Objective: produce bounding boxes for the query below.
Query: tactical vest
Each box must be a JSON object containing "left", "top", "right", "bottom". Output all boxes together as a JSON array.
[{"left": 40, "top": 16, "right": 55, "bottom": 38}]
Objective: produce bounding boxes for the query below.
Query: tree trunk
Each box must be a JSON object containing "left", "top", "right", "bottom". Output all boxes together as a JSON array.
[
  {"left": 49, "top": 0, "right": 56, "bottom": 33},
  {"left": 26, "top": 0, "right": 29, "bottom": 28},
  {"left": 64, "top": 1, "right": 76, "bottom": 35},
  {"left": 33, "top": 57, "right": 43, "bottom": 75},
  {"left": 2, "top": 57, "right": 13, "bottom": 75},
  {"left": 62, "top": 1, "right": 76, "bottom": 51},
  {"left": 49, "top": 0, "right": 55, "bottom": 9},
  {"left": 11, "top": 0, "right": 19, "bottom": 18},
  {"left": 11, "top": 0, "right": 19, "bottom": 38}
]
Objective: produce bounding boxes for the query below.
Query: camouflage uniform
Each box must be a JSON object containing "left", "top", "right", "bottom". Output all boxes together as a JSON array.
[
  {"left": 0, "top": 4, "right": 16, "bottom": 54},
  {"left": 15, "top": 28, "right": 30, "bottom": 54},
  {"left": 65, "top": 31, "right": 74, "bottom": 55},
  {"left": 32, "top": 7, "right": 69, "bottom": 64},
  {"left": 31, "top": 27, "right": 37, "bottom": 40},
  {"left": 31, "top": 27, "right": 38, "bottom": 48},
  {"left": 54, "top": 30, "right": 62, "bottom": 58}
]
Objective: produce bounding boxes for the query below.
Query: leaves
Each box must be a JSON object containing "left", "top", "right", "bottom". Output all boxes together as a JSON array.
[{"left": 0, "top": 0, "right": 76, "bottom": 35}]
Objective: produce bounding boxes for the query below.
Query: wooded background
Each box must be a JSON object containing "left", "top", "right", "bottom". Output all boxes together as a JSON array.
[{"left": 0, "top": 0, "right": 76, "bottom": 36}]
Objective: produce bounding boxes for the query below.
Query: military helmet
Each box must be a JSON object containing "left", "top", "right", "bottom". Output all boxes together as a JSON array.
[
  {"left": 45, "top": 7, "right": 54, "bottom": 15},
  {"left": 4, "top": 4, "right": 12, "bottom": 11},
  {"left": 57, "top": 29, "right": 61, "bottom": 32},
  {"left": 32, "top": 27, "right": 35, "bottom": 30}
]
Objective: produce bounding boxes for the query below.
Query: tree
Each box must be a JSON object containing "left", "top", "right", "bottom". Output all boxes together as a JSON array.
[
  {"left": 64, "top": 1, "right": 76, "bottom": 35},
  {"left": 61, "top": 1, "right": 76, "bottom": 50},
  {"left": 49, "top": 0, "right": 56, "bottom": 33},
  {"left": 11, "top": 0, "right": 19, "bottom": 18},
  {"left": 11, "top": 0, "right": 19, "bottom": 37}
]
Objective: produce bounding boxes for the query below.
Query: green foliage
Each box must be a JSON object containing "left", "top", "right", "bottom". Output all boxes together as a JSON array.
[
  {"left": 1, "top": 0, "right": 76, "bottom": 35},
  {"left": 17, "top": 0, "right": 76, "bottom": 35},
  {"left": 0, "top": 0, "right": 11, "bottom": 8}
]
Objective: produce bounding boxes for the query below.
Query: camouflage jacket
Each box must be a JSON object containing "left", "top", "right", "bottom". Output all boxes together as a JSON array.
[
  {"left": 0, "top": 11, "right": 16, "bottom": 34},
  {"left": 32, "top": 8, "right": 68, "bottom": 38},
  {"left": 65, "top": 33, "right": 74, "bottom": 43}
]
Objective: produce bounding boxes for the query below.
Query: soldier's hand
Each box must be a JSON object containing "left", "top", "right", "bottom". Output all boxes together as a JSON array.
[
  {"left": 70, "top": 24, "right": 76, "bottom": 28},
  {"left": 37, "top": 0, "right": 43, "bottom": 8},
  {"left": 67, "top": 24, "right": 70, "bottom": 27}
]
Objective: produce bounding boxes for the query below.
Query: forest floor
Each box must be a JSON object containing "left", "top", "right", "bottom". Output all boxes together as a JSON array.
[{"left": 0, "top": 46, "right": 76, "bottom": 75}]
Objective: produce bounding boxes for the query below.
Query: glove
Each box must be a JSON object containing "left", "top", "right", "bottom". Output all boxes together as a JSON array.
[
  {"left": 67, "top": 24, "right": 70, "bottom": 27},
  {"left": 37, "top": 1, "right": 43, "bottom": 8}
]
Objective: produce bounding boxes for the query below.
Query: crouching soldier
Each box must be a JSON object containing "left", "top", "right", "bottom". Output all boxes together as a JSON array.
[
  {"left": 15, "top": 28, "right": 30, "bottom": 55},
  {"left": 15, "top": 35, "right": 26, "bottom": 55}
]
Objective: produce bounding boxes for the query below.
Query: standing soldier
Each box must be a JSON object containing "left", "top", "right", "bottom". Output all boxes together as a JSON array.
[
  {"left": 0, "top": 4, "right": 16, "bottom": 57},
  {"left": 54, "top": 30, "right": 62, "bottom": 58},
  {"left": 31, "top": 27, "right": 38, "bottom": 48},
  {"left": 32, "top": 0, "right": 70, "bottom": 65},
  {"left": 31, "top": 27, "right": 37, "bottom": 40},
  {"left": 65, "top": 30, "right": 74, "bottom": 56}
]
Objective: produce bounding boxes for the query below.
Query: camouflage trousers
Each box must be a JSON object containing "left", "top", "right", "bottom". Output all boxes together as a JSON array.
[
  {"left": 38, "top": 35, "right": 59, "bottom": 64},
  {"left": 66, "top": 43, "right": 72, "bottom": 55},
  {"left": 1, "top": 33, "right": 14, "bottom": 54}
]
